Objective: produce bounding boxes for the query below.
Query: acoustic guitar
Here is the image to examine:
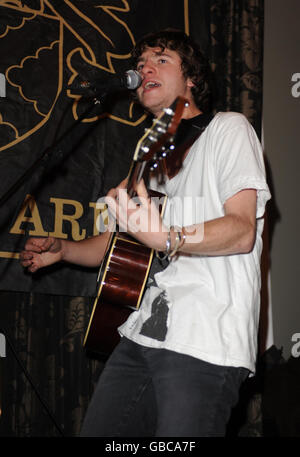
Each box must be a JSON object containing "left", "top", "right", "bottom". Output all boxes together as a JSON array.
[{"left": 83, "top": 97, "right": 187, "bottom": 355}]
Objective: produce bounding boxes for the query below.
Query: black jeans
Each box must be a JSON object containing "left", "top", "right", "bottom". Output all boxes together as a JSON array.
[{"left": 80, "top": 337, "right": 248, "bottom": 437}]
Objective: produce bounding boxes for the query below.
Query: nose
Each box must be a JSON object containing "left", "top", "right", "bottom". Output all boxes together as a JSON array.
[{"left": 140, "top": 59, "right": 155, "bottom": 76}]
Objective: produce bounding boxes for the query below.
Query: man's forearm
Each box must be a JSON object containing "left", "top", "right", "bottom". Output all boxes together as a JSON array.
[
  {"left": 61, "top": 230, "right": 111, "bottom": 267},
  {"left": 177, "top": 214, "right": 256, "bottom": 256}
]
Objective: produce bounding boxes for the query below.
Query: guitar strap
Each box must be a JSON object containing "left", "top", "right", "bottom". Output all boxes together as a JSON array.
[
  {"left": 174, "top": 111, "right": 214, "bottom": 148},
  {"left": 147, "top": 111, "right": 215, "bottom": 288}
]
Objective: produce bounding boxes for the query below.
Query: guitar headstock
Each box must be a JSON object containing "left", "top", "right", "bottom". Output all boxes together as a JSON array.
[
  {"left": 133, "top": 96, "right": 188, "bottom": 169},
  {"left": 126, "top": 97, "right": 188, "bottom": 196}
]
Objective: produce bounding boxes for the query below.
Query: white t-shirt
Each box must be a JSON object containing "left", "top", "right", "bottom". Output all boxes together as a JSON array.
[{"left": 119, "top": 112, "right": 271, "bottom": 373}]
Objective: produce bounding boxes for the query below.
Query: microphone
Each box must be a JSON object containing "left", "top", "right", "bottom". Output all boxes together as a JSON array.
[{"left": 69, "top": 70, "right": 142, "bottom": 97}]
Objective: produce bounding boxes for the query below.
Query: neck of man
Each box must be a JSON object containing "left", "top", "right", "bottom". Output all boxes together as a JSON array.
[
  {"left": 152, "top": 98, "right": 202, "bottom": 120},
  {"left": 182, "top": 104, "right": 202, "bottom": 120}
]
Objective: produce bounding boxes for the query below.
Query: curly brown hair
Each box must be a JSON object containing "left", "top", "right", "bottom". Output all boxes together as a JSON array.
[{"left": 131, "top": 29, "right": 212, "bottom": 112}]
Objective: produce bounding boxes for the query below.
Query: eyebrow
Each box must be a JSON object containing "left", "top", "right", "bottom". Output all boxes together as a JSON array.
[{"left": 137, "top": 50, "right": 173, "bottom": 64}]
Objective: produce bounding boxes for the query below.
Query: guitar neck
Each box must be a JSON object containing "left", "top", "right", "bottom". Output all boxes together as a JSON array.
[
  {"left": 126, "top": 97, "right": 188, "bottom": 198},
  {"left": 126, "top": 160, "right": 147, "bottom": 198}
]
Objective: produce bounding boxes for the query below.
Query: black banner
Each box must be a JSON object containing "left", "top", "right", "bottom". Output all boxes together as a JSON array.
[{"left": 0, "top": 1, "right": 211, "bottom": 296}]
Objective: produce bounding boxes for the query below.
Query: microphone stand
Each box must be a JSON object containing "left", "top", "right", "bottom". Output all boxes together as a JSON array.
[
  {"left": 0, "top": 328, "right": 65, "bottom": 436},
  {"left": 0, "top": 94, "right": 105, "bottom": 436},
  {"left": 0, "top": 96, "right": 104, "bottom": 211}
]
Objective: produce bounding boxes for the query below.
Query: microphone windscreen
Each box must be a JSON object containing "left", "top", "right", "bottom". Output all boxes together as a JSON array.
[{"left": 126, "top": 70, "right": 142, "bottom": 89}]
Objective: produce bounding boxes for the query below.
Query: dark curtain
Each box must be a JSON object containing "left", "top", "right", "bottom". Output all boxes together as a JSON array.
[
  {"left": 0, "top": 0, "right": 264, "bottom": 437},
  {"left": 209, "top": 0, "right": 264, "bottom": 136},
  {"left": 0, "top": 291, "right": 101, "bottom": 436}
]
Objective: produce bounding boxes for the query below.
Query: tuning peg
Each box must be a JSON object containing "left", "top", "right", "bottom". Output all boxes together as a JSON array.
[
  {"left": 148, "top": 135, "right": 158, "bottom": 143},
  {"left": 163, "top": 107, "right": 174, "bottom": 115},
  {"left": 150, "top": 161, "right": 159, "bottom": 171}
]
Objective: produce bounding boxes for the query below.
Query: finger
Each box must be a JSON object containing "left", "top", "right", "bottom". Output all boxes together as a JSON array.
[
  {"left": 21, "top": 259, "right": 34, "bottom": 267},
  {"left": 135, "top": 180, "right": 151, "bottom": 208},
  {"left": 25, "top": 237, "right": 52, "bottom": 252},
  {"left": 20, "top": 255, "right": 40, "bottom": 272},
  {"left": 24, "top": 240, "right": 42, "bottom": 253},
  {"left": 104, "top": 193, "right": 118, "bottom": 221},
  {"left": 40, "top": 237, "right": 55, "bottom": 252},
  {"left": 106, "top": 187, "right": 117, "bottom": 199},
  {"left": 20, "top": 251, "right": 34, "bottom": 261},
  {"left": 118, "top": 187, "right": 130, "bottom": 206},
  {"left": 28, "top": 263, "right": 39, "bottom": 273},
  {"left": 135, "top": 179, "right": 149, "bottom": 200},
  {"left": 117, "top": 178, "right": 128, "bottom": 189}
]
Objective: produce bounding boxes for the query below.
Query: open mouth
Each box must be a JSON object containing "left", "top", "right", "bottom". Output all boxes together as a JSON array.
[{"left": 143, "top": 81, "right": 161, "bottom": 91}]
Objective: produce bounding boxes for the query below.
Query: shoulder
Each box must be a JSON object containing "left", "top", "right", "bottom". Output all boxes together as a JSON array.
[{"left": 207, "top": 111, "right": 252, "bottom": 136}]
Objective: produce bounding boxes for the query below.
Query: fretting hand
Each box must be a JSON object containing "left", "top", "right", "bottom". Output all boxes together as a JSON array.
[{"left": 106, "top": 179, "right": 168, "bottom": 252}]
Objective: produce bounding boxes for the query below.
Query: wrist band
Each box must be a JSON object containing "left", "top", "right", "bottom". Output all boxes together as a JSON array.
[
  {"left": 168, "top": 227, "right": 187, "bottom": 258},
  {"left": 156, "top": 230, "right": 172, "bottom": 261},
  {"left": 156, "top": 227, "right": 187, "bottom": 261},
  {"left": 180, "top": 227, "right": 187, "bottom": 248},
  {"left": 168, "top": 230, "right": 181, "bottom": 258}
]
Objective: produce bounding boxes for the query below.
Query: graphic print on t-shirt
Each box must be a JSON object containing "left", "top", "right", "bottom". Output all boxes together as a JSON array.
[{"left": 139, "top": 291, "right": 169, "bottom": 341}]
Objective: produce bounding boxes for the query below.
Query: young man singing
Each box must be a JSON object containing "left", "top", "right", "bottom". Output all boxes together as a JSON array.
[{"left": 20, "top": 29, "right": 271, "bottom": 436}]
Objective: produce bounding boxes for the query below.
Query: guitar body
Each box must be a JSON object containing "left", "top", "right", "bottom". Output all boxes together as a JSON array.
[
  {"left": 83, "top": 233, "right": 153, "bottom": 355},
  {"left": 84, "top": 189, "right": 167, "bottom": 355},
  {"left": 83, "top": 97, "right": 187, "bottom": 355}
]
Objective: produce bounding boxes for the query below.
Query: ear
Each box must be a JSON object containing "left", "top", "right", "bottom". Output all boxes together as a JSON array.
[{"left": 186, "top": 77, "right": 195, "bottom": 88}]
